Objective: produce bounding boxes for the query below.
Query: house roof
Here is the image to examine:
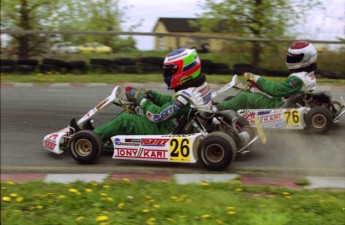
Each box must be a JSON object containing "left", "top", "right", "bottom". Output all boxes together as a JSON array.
[{"left": 155, "top": 17, "right": 200, "bottom": 33}]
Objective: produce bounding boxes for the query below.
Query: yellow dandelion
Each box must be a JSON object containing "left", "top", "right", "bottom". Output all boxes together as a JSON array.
[
  {"left": 102, "top": 211, "right": 109, "bottom": 214},
  {"left": 285, "top": 196, "right": 292, "bottom": 200},
  {"left": 216, "top": 219, "right": 224, "bottom": 224},
  {"left": 91, "top": 182, "right": 98, "bottom": 186},
  {"left": 36, "top": 205, "right": 44, "bottom": 209},
  {"left": 122, "top": 178, "right": 131, "bottom": 183},
  {"left": 201, "top": 214, "right": 211, "bottom": 219},
  {"left": 69, "top": 188, "right": 79, "bottom": 193},
  {"left": 103, "top": 185, "right": 110, "bottom": 189},
  {"left": 201, "top": 181, "right": 209, "bottom": 187},
  {"left": 99, "top": 223, "right": 108, "bottom": 225},
  {"left": 142, "top": 209, "right": 150, "bottom": 213},
  {"left": 7, "top": 181, "right": 15, "bottom": 185},
  {"left": 106, "top": 197, "right": 113, "bottom": 202},
  {"left": 146, "top": 217, "right": 156, "bottom": 224},
  {"left": 234, "top": 188, "right": 243, "bottom": 192},
  {"left": 170, "top": 196, "right": 178, "bottom": 201},
  {"left": 153, "top": 204, "right": 160, "bottom": 208},
  {"left": 233, "top": 180, "right": 241, "bottom": 185},
  {"left": 75, "top": 216, "right": 84, "bottom": 221},
  {"left": 117, "top": 202, "right": 125, "bottom": 208},
  {"left": 166, "top": 218, "right": 174, "bottom": 222},
  {"left": 282, "top": 192, "right": 290, "bottom": 195},
  {"left": 85, "top": 188, "right": 93, "bottom": 193},
  {"left": 100, "top": 192, "right": 108, "bottom": 196},
  {"left": 2, "top": 196, "right": 11, "bottom": 202},
  {"left": 95, "top": 215, "right": 109, "bottom": 222},
  {"left": 226, "top": 206, "right": 235, "bottom": 210},
  {"left": 57, "top": 195, "right": 66, "bottom": 200},
  {"left": 9, "top": 193, "right": 18, "bottom": 197},
  {"left": 15, "top": 196, "right": 24, "bottom": 202},
  {"left": 227, "top": 211, "right": 236, "bottom": 215},
  {"left": 145, "top": 195, "right": 152, "bottom": 199}
]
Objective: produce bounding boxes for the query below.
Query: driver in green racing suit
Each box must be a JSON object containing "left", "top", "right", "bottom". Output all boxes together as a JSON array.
[
  {"left": 71, "top": 48, "right": 213, "bottom": 142},
  {"left": 218, "top": 41, "right": 318, "bottom": 111}
]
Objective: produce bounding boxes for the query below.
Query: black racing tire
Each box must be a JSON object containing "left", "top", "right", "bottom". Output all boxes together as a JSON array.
[
  {"left": 17, "top": 59, "right": 39, "bottom": 66},
  {"left": 43, "top": 58, "right": 69, "bottom": 68},
  {"left": 39, "top": 64, "right": 61, "bottom": 73},
  {"left": 212, "top": 63, "right": 231, "bottom": 75},
  {"left": 198, "top": 131, "right": 236, "bottom": 171},
  {"left": 305, "top": 106, "right": 333, "bottom": 134},
  {"left": 69, "top": 130, "right": 103, "bottom": 164},
  {"left": 90, "top": 59, "right": 112, "bottom": 66},
  {"left": 112, "top": 57, "right": 136, "bottom": 66},
  {"left": 0, "top": 59, "right": 15, "bottom": 66},
  {"left": 17, "top": 65, "right": 36, "bottom": 74},
  {"left": 140, "top": 57, "right": 164, "bottom": 66},
  {"left": 118, "top": 65, "right": 138, "bottom": 74},
  {"left": 139, "top": 63, "right": 162, "bottom": 73}
]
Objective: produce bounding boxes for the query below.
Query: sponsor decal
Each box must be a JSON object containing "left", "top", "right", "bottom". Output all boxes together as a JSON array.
[
  {"left": 44, "top": 140, "right": 56, "bottom": 150},
  {"left": 148, "top": 106, "right": 173, "bottom": 122},
  {"left": 114, "top": 148, "right": 168, "bottom": 160},
  {"left": 96, "top": 99, "right": 109, "bottom": 110},
  {"left": 162, "top": 134, "right": 194, "bottom": 137},
  {"left": 181, "top": 91, "right": 192, "bottom": 97},
  {"left": 199, "top": 85, "right": 211, "bottom": 95},
  {"left": 203, "top": 92, "right": 212, "bottom": 104},
  {"left": 258, "top": 113, "right": 282, "bottom": 123},
  {"left": 173, "top": 96, "right": 188, "bottom": 110},
  {"left": 141, "top": 138, "right": 169, "bottom": 147},
  {"left": 114, "top": 138, "right": 140, "bottom": 146},
  {"left": 257, "top": 110, "right": 271, "bottom": 116},
  {"left": 167, "top": 52, "right": 188, "bottom": 62}
]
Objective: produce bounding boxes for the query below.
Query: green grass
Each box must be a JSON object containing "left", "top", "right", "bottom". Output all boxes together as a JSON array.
[
  {"left": 1, "top": 73, "right": 345, "bottom": 85},
  {"left": 1, "top": 179, "right": 344, "bottom": 225}
]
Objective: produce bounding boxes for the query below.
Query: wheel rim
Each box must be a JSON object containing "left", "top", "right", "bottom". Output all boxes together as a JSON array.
[
  {"left": 312, "top": 114, "right": 327, "bottom": 128},
  {"left": 204, "top": 144, "right": 225, "bottom": 163},
  {"left": 74, "top": 139, "right": 92, "bottom": 156}
]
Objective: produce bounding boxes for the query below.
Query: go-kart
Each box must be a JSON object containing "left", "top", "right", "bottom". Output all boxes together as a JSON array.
[
  {"left": 43, "top": 77, "right": 263, "bottom": 171},
  {"left": 221, "top": 75, "right": 345, "bottom": 134}
]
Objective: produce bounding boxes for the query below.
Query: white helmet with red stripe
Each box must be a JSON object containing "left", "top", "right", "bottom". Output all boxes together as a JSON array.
[{"left": 286, "top": 41, "right": 317, "bottom": 71}]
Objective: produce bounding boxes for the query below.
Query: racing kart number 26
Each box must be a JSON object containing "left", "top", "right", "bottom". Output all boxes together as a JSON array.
[{"left": 169, "top": 138, "right": 191, "bottom": 162}]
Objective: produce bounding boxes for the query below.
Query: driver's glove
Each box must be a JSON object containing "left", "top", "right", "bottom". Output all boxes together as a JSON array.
[
  {"left": 125, "top": 86, "right": 147, "bottom": 106},
  {"left": 243, "top": 72, "right": 260, "bottom": 82}
]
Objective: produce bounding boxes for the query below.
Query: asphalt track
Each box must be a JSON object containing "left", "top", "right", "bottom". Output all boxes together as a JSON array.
[{"left": 1, "top": 83, "right": 345, "bottom": 176}]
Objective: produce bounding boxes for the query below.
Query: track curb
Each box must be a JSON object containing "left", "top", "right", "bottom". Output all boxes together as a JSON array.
[{"left": 1, "top": 173, "right": 344, "bottom": 189}]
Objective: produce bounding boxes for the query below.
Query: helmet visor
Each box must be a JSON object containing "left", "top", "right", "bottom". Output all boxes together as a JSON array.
[
  {"left": 286, "top": 53, "right": 304, "bottom": 63},
  {"left": 163, "top": 64, "right": 178, "bottom": 77}
]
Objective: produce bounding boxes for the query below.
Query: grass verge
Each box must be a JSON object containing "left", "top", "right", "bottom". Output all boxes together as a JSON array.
[
  {"left": 1, "top": 179, "right": 344, "bottom": 225},
  {"left": 1, "top": 73, "right": 345, "bottom": 85}
]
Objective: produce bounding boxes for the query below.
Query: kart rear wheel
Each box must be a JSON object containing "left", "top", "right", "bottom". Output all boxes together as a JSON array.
[
  {"left": 198, "top": 132, "right": 236, "bottom": 171},
  {"left": 305, "top": 106, "right": 333, "bottom": 134},
  {"left": 69, "top": 130, "right": 103, "bottom": 164}
]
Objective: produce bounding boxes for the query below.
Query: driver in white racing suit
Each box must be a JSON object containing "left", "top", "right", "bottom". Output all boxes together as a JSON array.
[
  {"left": 73, "top": 48, "right": 213, "bottom": 141},
  {"left": 219, "top": 41, "right": 318, "bottom": 110}
]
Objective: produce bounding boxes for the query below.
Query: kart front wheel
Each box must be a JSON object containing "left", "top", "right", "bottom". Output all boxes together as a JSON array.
[
  {"left": 69, "top": 130, "right": 103, "bottom": 164},
  {"left": 305, "top": 106, "right": 333, "bottom": 134},
  {"left": 198, "top": 132, "right": 236, "bottom": 171}
]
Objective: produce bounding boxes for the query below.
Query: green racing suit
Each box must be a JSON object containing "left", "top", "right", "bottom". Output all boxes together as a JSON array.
[
  {"left": 219, "top": 71, "right": 316, "bottom": 111},
  {"left": 93, "top": 82, "right": 213, "bottom": 141}
]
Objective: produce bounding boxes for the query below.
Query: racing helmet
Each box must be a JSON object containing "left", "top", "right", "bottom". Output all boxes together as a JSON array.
[
  {"left": 163, "top": 48, "right": 201, "bottom": 90},
  {"left": 286, "top": 41, "right": 317, "bottom": 71}
]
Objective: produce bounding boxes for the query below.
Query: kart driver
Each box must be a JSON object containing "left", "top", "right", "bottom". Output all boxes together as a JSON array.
[
  {"left": 218, "top": 41, "right": 318, "bottom": 111},
  {"left": 71, "top": 48, "right": 213, "bottom": 141}
]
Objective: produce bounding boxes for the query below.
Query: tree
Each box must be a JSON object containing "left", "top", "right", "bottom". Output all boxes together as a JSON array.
[
  {"left": 197, "top": 0, "right": 322, "bottom": 66},
  {"left": 0, "top": 0, "right": 138, "bottom": 58},
  {"left": 1, "top": 0, "right": 60, "bottom": 58}
]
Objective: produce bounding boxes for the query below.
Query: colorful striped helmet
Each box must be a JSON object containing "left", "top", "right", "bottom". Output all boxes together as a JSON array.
[
  {"left": 286, "top": 41, "right": 317, "bottom": 71},
  {"left": 163, "top": 48, "right": 201, "bottom": 90}
]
